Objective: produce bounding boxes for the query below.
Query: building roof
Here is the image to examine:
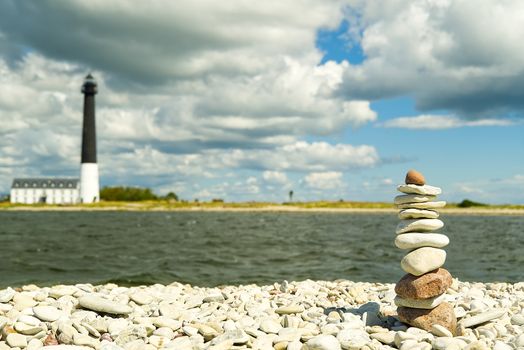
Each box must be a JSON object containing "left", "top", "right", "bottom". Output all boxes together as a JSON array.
[{"left": 11, "top": 178, "right": 79, "bottom": 189}]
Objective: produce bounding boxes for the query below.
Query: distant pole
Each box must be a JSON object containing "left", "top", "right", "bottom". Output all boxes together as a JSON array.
[
  {"left": 289, "top": 190, "right": 293, "bottom": 202},
  {"left": 80, "top": 74, "right": 100, "bottom": 203}
]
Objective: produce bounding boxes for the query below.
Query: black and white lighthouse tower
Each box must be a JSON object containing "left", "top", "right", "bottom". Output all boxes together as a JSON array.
[{"left": 80, "top": 74, "right": 100, "bottom": 203}]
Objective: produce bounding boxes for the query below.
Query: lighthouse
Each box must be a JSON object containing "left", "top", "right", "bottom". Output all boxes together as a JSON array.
[{"left": 80, "top": 74, "right": 100, "bottom": 203}]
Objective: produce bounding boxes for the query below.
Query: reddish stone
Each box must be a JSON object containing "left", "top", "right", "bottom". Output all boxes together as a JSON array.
[
  {"left": 395, "top": 268, "right": 452, "bottom": 299},
  {"left": 43, "top": 333, "right": 59, "bottom": 345},
  {"left": 397, "top": 302, "right": 457, "bottom": 336},
  {"left": 405, "top": 170, "right": 425, "bottom": 185}
]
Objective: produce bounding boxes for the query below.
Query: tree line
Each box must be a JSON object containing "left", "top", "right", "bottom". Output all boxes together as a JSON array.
[{"left": 100, "top": 186, "right": 178, "bottom": 201}]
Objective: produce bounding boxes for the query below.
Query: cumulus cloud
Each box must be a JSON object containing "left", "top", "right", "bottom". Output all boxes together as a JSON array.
[
  {"left": 0, "top": 1, "right": 386, "bottom": 199},
  {"left": 262, "top": 171, "right": 289, "bottom": 185},
  {"left": 304, "top": 171, "right": 343, "bottom": 190},
  {"left": 339, "top": 0, "right": 524, "bottom": 118},
  {"left": 381, "top": 115, "right": 516, "bottom": 129},
  {"left": 0, "top": 1, "right": 343, "bottom": 84}
]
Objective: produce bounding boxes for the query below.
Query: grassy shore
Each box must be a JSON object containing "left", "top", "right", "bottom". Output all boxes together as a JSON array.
[{"left": 1, "top": 200, "right": 523, "bottom": 215}]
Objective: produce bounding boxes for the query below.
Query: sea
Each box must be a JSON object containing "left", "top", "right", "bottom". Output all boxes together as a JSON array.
[{"left": 0, "top": 211, "right": 523, "bottom": 288}]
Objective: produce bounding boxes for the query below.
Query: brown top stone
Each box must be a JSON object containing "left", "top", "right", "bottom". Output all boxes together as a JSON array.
[
  {"left": 405, "top": 169, "right": 425, "bottom": 185},
  {"left": 397, "top": 302, "right": 457, "bottom": 336},
  {"left": 395, "top": 268, "right": 452, "bottom": 299}
]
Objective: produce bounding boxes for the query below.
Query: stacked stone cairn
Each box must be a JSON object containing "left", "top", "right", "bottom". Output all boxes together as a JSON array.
[{"left": 394, "top": 170, "right": 457, "bottom": 336}]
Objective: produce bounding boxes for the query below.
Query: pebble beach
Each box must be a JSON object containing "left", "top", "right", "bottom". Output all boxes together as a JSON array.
[{"left": 1, "top": 279, "right": 524, "bottom": 350}]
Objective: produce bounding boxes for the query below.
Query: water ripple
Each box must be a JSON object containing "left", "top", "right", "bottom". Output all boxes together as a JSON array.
[{"left": 0, "top": 211, "right": 523, "bottom": 287}]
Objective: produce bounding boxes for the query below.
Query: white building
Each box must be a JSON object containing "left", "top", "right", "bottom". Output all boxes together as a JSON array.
[{"left": 10, "top": 178, "right": 80, "bottom": 204}]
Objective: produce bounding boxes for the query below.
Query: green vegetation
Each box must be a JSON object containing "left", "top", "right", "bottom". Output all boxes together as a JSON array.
[
  {"left": 0, "top": 197, "right": 523, "bottom": 212},
  {"left": 164, "top": 192, "right": 178, "bottom": 201},
  {"left": 100, "top": 186, "right": 158, "bottom": 201},
  {"left": 456, "top": 199, "right": 487, "bottom": 208}
]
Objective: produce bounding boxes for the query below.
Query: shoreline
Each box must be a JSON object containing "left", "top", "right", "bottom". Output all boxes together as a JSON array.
[
  {"left": 1, "top": 205, "right": 524, "bottom": 215},
  {"left": 0, "top": 279, "right": 522, "bottom": 349}
]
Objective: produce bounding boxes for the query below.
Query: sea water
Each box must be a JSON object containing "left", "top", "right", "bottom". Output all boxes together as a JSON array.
[{"left": 0, "top": 211, "right": 522, "bottom": 287}]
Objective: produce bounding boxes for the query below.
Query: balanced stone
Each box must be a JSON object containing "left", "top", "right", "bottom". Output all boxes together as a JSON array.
[
  {"left": 397, "top": 201, "right": 446, "bottom": 210},
  {"left": 395, "top": 268, "right": 452, "bottom": 299},
  {"left": 401, "top": 247, "right": 446, "bottom": 276},
  {"left": 405, "top": 169, "right": 425, "bottom": 185},
  {"left": 394, "top": 194, "right": 437, "bottom": 205},
  {"left": 397, "top": 184, "right": 442, "bottom": 196},
  {"left": 78, "top": 295, "right": 133, "bottom": 315},
  {"left": 394, "top": 294, "right": 445, "bottom": 309},
  {"left": 396, "top": 219, "right": 444, "bottom": 234},
  {"left": 398, "top": 209, "right": 439, "bottom": 220},
  {"left": 397, "top": 302, "right": 457, "bottom": 336},
  {"left": 395, "top": 233, "right": 449, "bottom": 250}
]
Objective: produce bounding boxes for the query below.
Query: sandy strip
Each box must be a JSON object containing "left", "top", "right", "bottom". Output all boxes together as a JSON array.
[{"left": 2, "top": 205, "right": 523, "bottom": 215}]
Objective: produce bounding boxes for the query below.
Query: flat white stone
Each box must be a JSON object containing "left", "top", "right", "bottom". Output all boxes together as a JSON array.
[
  {"left": 432, "top": 337, "right": 468, "bottom": 350},
  {"left": 42, "top": 346, "right": 93, "bottom": 350},
  {"left": 395, "top": 233, "right": 449, "bottom": 250},
  {"left": 398, "top": 209, "right": 439, "bottom": 220},
  {"left": 169, "top": 337, "right": 193, "bottom": 350},
  {"left": 396, "top": 219, "right": 444, "bottom": 234},
  {"left": 130, "top": 291, "right": 153, "bottom": 305},
  {"left": 49, "top": 285, "right": 78, "bottom": 298},
  {"left": 397, "top": 184, "right": 442, "bottom": 196},
  {"left": 394, "top": 194, "right": 437, "bottom": 205},
  {"left": 203, "top": 293, "right": 225, "bottom": 303},
  {"left": 73, "top": 333, "right": 101, "bottom": 348},
  {"left": 100, "top": 343, "right": 125, "bottom": 350},
  {"left": 7, "top": 333, "right": 28, "bottom": 348},
  {"left": 459, "top": 309, "right": 506, "bottom": 328},
  {"left": 275, "top": 305, "right": 304, "bottom": 314},
  {"left": 148, "top": 335, "right": 170, "bottom": 348},
  {"left": 210, "top": 329, "right": 250, "bottom": 345},
  {"left": 394, "top": 294, "right": 445, "bottom": 309},
  {"left": 397, "top": 201, "right": 446, "bottom": 210},
  {"left": 306, "top": 334, "right": 341, "bottom": 350},
  {"left": 78, "top": 295, "right": 133, "bottom": 315},
  {"left": 13, "top": 293, "right": 37, "bottom": 310},
  {"left": 430, "top": 324, "right": 453, "bottom": 338},
  {"left": 17, "top": 314, "right": 41, "bottom": 326},
  {"left": 288, "top": 341, "right": 303, "bottom": 350},
  {"left": 158, "top": 304, "right": 181, "bottom": 319},
  {"left": 259, "top": 318, "right": 281, "bottom": 334},
  {"left": 337, "top": 329, "right": 370, "bottom": 349},
  {"left": 33, "top": 306, "right": 63, "bottom": 322},
  {"left": 401, "top": 247, "right": 446, "bottom": 276},
  {"left": 14, "top": 321, "right": 43, "bottom": 335},
  {"left": 0, "top": 315, "right": 8, "bottom": 329},
  {"left": 27, "top": 338, "right": 44, "bottom": 350},
  {"left": 153, "top": 327, "right": 174, "bottom": 338},
  {"left": 152, "top": 316, "right": 182, "bottom": 331},
  {"left": 0, "top": 287, "right": 16, "bottom": 303}
]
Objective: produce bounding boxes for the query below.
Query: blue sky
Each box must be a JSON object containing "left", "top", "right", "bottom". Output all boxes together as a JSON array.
[
  {"left": 313, "top": 16, "right": 524, "bottom": 204},
  {"left": 0, "top": 1, "right": 522, "bottom": 204}
]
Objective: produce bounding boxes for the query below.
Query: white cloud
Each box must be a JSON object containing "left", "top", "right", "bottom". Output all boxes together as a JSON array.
[
  {"left": 219, "top": 141, "right": 379, "bottom": 172},
  {"left": 380, "top": 115, "right": 516, "bottom": 129},
  {"left": 340, "top": 0, "right": 524, "bottom": 117},
  {"left": 304, "top": 171, "right": 343, "bottom": 190},
  {"left": 0, "top": 1, "right": 345, "bottom": 83},
  {"left": 0, "top": 1, "right": 383, "bottom": 198},
  {"left": 262, "top": 171, "right": 288, "bottom": 185}
]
